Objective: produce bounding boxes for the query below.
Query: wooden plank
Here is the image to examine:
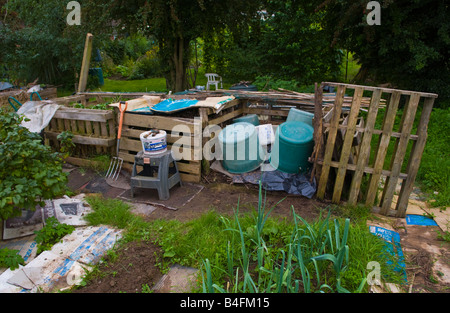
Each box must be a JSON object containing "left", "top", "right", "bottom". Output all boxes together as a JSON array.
[
  {"left": 310, "top": 82, "right": 324, "bottom": 183},
  {"left": 317, "top": 85, "right": 345, "bottom": 199},
  {"left": 243, "top": 107, "right": 290, "bottom": 117},
  {"left": 348, "top": 89, "right": 382, "bottom": 205},
  {"left": 395, "top": 97, "right": 435, "bottom": 217},
  {"left": 119, "top": 137, "right": 200, "bottom": 161},
  {"left": 365, "top": 91, "right": 401, "bottom": 206},
  {"left": 315, "top": 159, "right": 408, "bottom": 180},
  {"left": 322, "top": 82, "right": 438, "bottom": 98},
  {"left": 78, "top": 33, "right": 94, "bottom": 93},
  {"left": 122, "top": 113, "right": 197, "bottom": 133},
  {"left": 332, "top": 87, "right": 364, "bottom": 203},
  {"left": 119, "top": 152, "right": 201, "bottom": 175},
  {"left": 380, "top": 93, "right": 421, "bottom": 215},
  {"left": 45, "top": 131, "right": 116, "bottom": 147},
  {"left": 322, "top": 123, "right": 419, "bottom": 141},
  {"left": 122, "top": 128, "right": 196, "bottom": 146},
  {"left": 53, "top": 108, "right": 113, "bottom": 122},
  {"left": 208, "top": 108, "right": 243, "bottom": 125}
]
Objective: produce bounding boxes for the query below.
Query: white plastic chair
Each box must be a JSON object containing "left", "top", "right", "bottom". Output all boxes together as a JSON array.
[{"left": 205, "top": 73, "right": 223, "bottom": 90}]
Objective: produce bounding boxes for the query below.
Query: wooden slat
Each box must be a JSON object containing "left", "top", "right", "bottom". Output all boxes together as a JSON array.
[
  {"left": 365, "top": 91, "right": 401, "bottom": 206},
  {"left": 380, "top": 93, "right": 421, "bottom": 215},
  {"left": 332, "top": 87, "right": 363, "bottom": 203},
  {"left": 317, "top": 85, "right": 345, "bottom": 199},
  {"left": 395, "top": 97, "right": 435, "bottom": 217},
  {"left": 348, "top": 89, "right": 382, "bottom": 205},
  {"left": 45, "top": 131, "right": 115, "bottom": 147}
]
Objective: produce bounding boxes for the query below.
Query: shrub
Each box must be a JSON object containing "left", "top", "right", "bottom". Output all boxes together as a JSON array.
[{"left": 0, "top": 110, "right": 67, "bottom": 220}]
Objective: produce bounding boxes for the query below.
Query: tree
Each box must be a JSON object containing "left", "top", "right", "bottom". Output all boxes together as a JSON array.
[
  {"left": 314, "top": 0, "right": 450, "bottom": 103},
  {"left": 109, "top": 0, "right": 262, "bottom": 92},
  {"left": 201, "top": 0, "right": 342, "bottom": 85},
  {"left": 0, "top": 0, "right": 112, "bottom": 87}
]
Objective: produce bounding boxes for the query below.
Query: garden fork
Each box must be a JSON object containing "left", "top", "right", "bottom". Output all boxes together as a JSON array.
[{"left": 106, "top": 101, "right": 128, "bottom": 180}]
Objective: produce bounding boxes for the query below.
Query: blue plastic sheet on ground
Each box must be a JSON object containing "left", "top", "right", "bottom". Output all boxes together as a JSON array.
[
  {"left": 406, "top": 214, "right": 438, "bottom": 226},
  {"left": 369, "top": 226, "right": 407, "bottom": 283},
  {"left": 150, "top": 98, "right": 198, "bottom": 113}
]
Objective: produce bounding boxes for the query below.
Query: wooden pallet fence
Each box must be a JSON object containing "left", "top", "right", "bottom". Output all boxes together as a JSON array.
[
  {"left": 44, "top": 107, "right": 116, "bottom": 157},
  {"left": 117, "top": 112, "right": 203, "bottom": 183},
  {"left": 315, "top": 82, "right": 437, "bottom": 217}
]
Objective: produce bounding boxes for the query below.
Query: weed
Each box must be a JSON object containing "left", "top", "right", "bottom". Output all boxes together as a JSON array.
[
  {"left": 0, "top": 247, "right": 25, "bottom": 270},
  {"left": 34, "top": 217, "right": 75, "bottom": 255}
]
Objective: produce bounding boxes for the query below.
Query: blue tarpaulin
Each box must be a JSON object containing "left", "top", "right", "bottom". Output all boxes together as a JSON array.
[
  {"left": 406, "top": 214, "right": 438, "bottom": 226},
  {"left": 150, "top": 98, "right": 198, "bottom": 113}
]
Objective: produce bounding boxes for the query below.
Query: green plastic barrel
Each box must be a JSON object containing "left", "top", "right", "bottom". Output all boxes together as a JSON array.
[
  {"left": 233, "top": 114, "right": 260, "bottom": 126},
  {"left": 270, "top": 121, "right": 314, "bottom": 173},
  {"left": 286, "top": 108, "right": 314, "bottom": 126},
  {"left": 218, "top": 122, "right": 263, "bottom": 173}
]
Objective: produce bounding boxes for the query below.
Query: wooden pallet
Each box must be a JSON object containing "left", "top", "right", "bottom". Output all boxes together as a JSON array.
[
  {"left": 117, "top": 112, "right": 203, "bottom": 183},
  {"left": 315, "top": 82, "right": 437, "bottom": 217},
  {"left": 44, "top": 107, "right": 116, "bottom": 157}
]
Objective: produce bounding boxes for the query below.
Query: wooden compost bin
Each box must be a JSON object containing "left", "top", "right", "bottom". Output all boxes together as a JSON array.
[
  {"left": 44, "top": 89, "right": 352, "bottom": 183},
  {"left": 44, "top": 107, "right": 117, "bottom": 160},
  {"left": 314, "top": 82, "right": 438, "bottom": 217}
]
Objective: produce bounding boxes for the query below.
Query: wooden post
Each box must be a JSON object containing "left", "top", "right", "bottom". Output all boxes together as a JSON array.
[{"left": 78, "top": 33, "right": 94, "bottom": 93}]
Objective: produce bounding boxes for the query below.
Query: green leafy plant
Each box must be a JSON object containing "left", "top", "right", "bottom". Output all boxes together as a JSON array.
[
  {"left": 34, "top": 217, "right": 75, "bottom": 255},
  {"left": 0, "top": 248, "right": 25, "bottom": 270},
  {"left": 57, "top": 130, "right": 76, "bottom": 159},
  {"left": 0, "top": 110, "right": 68, "bottom": 220}
]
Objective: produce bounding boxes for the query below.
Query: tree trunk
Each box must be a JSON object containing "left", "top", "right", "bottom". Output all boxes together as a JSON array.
[{"left": 165, "top": 37, "right": 189, "bottom": 92}]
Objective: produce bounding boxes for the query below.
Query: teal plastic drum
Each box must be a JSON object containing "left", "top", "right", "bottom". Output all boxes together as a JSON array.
[
  {"left": 286, "top": 108, "right": 314, "bottom": 126},
  {"left": 218, "top": 122, "right": 263, "bottom": 173},
  {"left": 270, "top": 121, "right": 314, "bottom": 173},
  {"left": 233, "top": 114, "right": 260, "bottom": 126}
]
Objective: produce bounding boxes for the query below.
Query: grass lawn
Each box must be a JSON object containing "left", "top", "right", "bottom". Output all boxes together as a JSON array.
[
  {"left": 96, "top": 78, "right": 168, "bottom": 93},
  {"left": 93, "top": 75, "right": 232, "bottom": 94}
]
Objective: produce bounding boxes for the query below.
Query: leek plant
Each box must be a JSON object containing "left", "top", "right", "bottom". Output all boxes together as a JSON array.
[{"left": 201, "top": 183, "right": 367, "bottom": 293}]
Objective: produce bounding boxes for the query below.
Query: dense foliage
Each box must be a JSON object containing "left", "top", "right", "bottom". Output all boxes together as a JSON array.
[
  {"left": 314, "top": 0, "right": 450, "bottom": 104},
  {"left": 0, "top": 0, "right": 112, "bottom": 87},
  {"left": 0, "top": 110, "right": 67, "bottom": 220}
]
